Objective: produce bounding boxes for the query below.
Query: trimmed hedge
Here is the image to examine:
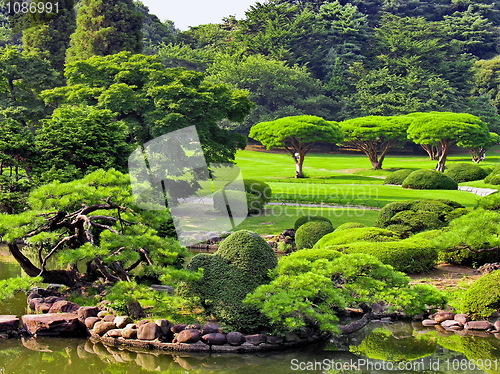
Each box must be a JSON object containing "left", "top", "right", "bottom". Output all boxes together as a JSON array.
[
  {"left": 187, "top": 230, "right": 277, "bottom": 332},
  {"left": 314, "top": 227, "right": 400, "bottom": 249},
  {"left": 460, "top": 270, "right": 500, "bottom": 319},
  {"left": 328, "top": 238, "right": 438, "bottom": 273},
  {"left": 294, "top": 215, "right": 332, "bottom": 230},
  {"left": 477, "top": 193, "right": 500, "bottom": 211},
  {"left": 295, "top": 220, "right": 334, "bottom": 250},
  {"left": 444, "top": 163, "right": 488, "bottom": 183},
  {"left": 402, "top": 169, "right": 458, "bottom": 190},
  {"left": 375, "top": 199, "right": 464, "bottom": 237},
  {"left": 335, "top": 222, "right": 366, "bottom": 231},
  {"left": 484, "top": 166, "right": 500, "bottom": 185},
  {"left": 384, "top": 169, "right": 414, "bottom": 185}
]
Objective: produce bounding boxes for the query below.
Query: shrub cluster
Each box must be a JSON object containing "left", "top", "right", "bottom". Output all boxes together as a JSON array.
[
  {"left": 402, "top": 169, "right": 458, "bottom": 190},
  {"left": 477, "top": 192, "right": 500, "bottom": 211},
  {"left": 295, "top": 220, "right": 334, "bottom": 250},
  {"left": 314, "top": 227, "right": 399, "bottom": 249},
  {"left": 335, "top": 222, "right": 366, "bottom": 231},
  {"left": 484, "top": 166, "right": 500, "bottom": 185},
  {"left": 460, "top": 270, "right": 500, "bottom": 319},
  {"left": 384, "top": 169, "right": 414, "bottom": 185},
  {"left": 375, "top": 199, "right": 464, "bottom": 237},
  {"left": 444, "top": 163, "right": 488, "bottom": 183},
  {"left": 186, "top": 230, "right": 278, "bottom": 332},
  {"left": 294, "top": 215, "right": 332, "bottom": 230}
]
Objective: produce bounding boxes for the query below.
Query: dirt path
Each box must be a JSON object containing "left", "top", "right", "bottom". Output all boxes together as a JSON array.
[{"left": 410, "top": 264, "right": 481, "bottom": 291}]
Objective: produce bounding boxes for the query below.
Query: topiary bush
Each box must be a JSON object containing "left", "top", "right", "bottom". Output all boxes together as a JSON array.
[
  {"left": 375, "top": 199, "right": 464, "bottom": 237},
  {"left": 295, "top": 220, "right": 334, "bottom": 250},
  {"left": 402, "top": 169, "right": 458, "bottom": 190},
  {"left": 186, "top": 230, "right": 278, "bottom": 332},
  {"left": 294, "top": 215, "right": 332, "bottom": 230},
  {"left": 384, "top": 169, "right": 414, "bottom": 185},
  {"left": 444, "top": 163, "right": 488, "bottom": 183},
  {"left": 314, "top": 227, "right": 399, "bottom": 249},
  {"left": 477, "top": 192, "right": 500, "bottom": 211},
  {"left": 335, "top": 222, "right": 366, "bottom": 231},
  {"left": 213, "top": 190, "right": 265, "bottom": 215},
  {"left": 460, "top": 270, "right": 500, "bottom": 319},
  {"left": 484, "top": 166, "right": 500, "bottom": 185}
]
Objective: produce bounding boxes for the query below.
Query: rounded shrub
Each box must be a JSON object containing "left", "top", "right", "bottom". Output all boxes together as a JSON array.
[
  {"left": 335, "top": 222, "right": 366, "bottom": 231},
  {"left": 460, "top": 270, "right": 500, "bottom": 319},
  {"left": 402, "top": 169, "right": 458, "bottom": 190},
  {"left": 477, "top": 192, "right": 500, "bottom": 211},
  {"left": 213, "top": 190, "right": 264, "bottom": 215},
  {"left": 295, "top": 220, "right": 334, "bottom": 250},
  {"left": 384, "top": 169, "right": 414, "bottom": 185},
  {"left": 485, "top": 166, "right": 500, "bottom": 185},
  {"left": 187, "top": 230, "right": 277, "bottom": 332},
  {"left": 444, "top": 163, "right": 488, "bottom": 183},
  {"left": 294, "top": 215, "right": 332, "bottom": 230},
  {"left": 314, "top": 227, "right": 400, "bottom": 249}
]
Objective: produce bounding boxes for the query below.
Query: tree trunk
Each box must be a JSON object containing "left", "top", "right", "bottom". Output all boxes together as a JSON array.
[
  {"left": 435, "top": 141, "right": 450, "bottom": 172},
  {"left": 295, "top": 157, "right": 305, "bottom": 178},
  {"left": 421, "top": 144, "right": 440, "bottom": 160}
]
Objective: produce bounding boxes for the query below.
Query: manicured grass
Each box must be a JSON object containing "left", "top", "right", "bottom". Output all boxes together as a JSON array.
[{"left": 236, "top": 206, "right": 379, "bottom": 235}]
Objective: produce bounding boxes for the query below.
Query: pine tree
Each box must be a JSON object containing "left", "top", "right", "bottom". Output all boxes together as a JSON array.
[{"left": 66, "top": 0, "right": 143, "bottom": 63}]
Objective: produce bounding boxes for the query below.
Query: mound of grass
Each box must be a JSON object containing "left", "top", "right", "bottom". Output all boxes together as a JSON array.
[{"left": 402, "top": 169, "right": 458, "bottom": 190}]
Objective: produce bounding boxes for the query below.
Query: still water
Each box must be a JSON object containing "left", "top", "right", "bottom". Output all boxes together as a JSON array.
[{"left": 1, "top": 254, "right": 500, "bottom": 374}]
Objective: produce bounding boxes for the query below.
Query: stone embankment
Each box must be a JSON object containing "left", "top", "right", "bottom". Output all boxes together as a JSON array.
[{"left": 421, "top": 311, "right": 500, "bottom": 337}]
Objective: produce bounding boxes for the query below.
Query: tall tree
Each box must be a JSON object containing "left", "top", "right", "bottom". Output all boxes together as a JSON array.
[
  {"left": 66, "top": 0, "right": 143, "bottom": 63},
  {"left": 249, "top": 115, "right": 344, "bottom": 178}
]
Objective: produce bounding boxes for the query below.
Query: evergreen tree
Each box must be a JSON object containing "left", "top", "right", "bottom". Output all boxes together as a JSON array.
[{"left": 66, "top": 0, "right": 143, "bottom": 63}]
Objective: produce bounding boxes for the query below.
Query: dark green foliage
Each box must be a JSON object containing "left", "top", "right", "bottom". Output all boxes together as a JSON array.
[
  {"left": 335, "top": 222, "right": 366, "bottom": 231},
  {"left": 294, "top": 215, "right": 332, "bottom": 230},
  {"left": 135, "top": 1, "right": 177, "bottom": 54},
  {"left": 402, "top": 169, "right": 458, "bottom": 190},
  {"left": 484, "top": 166, "right": 500, "bottom": 185},
  {"left": 314, "top": 227, "right": 399, "bottom": 249},
  {"left": 384, "top": 169, "right": 414, "bottom": 185},
  {"left": 375, "top": 199, "right": 463, "bottom": 236},
  {"left": 213, "top": 190, "right": 264, "bottom": 215},
  {"left": 187, "top": 230, "right": 277, "bottom": 332},
  {"left": 460, "top": 270, "right": 500, "bottom": 319},
  {"left": 477, "top": 192, "right": 500, "bottom": 211},
  {"left": 66, "top": 0, "right": 143, "bottom": 63},
  {"left": 295, "top": 220, "right": 334, "bottom": 250},
  {"left": 444, "top": 163, "right": 488, "bottom": 183}
]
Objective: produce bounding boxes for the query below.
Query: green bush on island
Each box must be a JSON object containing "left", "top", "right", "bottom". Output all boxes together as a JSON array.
[
  {"left": 402, "top": 169, "right": 458, "bottom": 190},
  {"left": 375, "top": 199, "right": 464, "bottom": 237},
  {"left": 245, "top": 249, "right": 446, "bottom": 335},
  {"left": 295, "top": 220, "right": 334, "bottom": 249},
  {"left": 350, "top": 328, "right": 437, "bottom": 362},
  {"left": 384, "top": 169, "right": 414, "bottom": 185},
  {"left": 294, "top": 215, "right": 332, "bottom": 230},
  {"left": 314, "top": 227, "right": 400, "bottom": 249},
  {"left": 444, "top": 163, "right": 488, "bottom": 183},
  {"left": 335, "top": 222, "right": 367, "bottom": 231},
  {"left": 187, "top": 230, "right": 278, "bottom": 332},
  {"left": 460, "top": 270, "right": 500, "bottom": 319},
  {"left": 435, "top": 209, "right": 500, "bottom": 266}
]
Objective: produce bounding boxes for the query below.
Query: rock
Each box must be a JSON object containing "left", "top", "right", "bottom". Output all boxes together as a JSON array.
[
  {"left": 49, "top": 300, "right": 80, "bottom": 314},
  {"left": 121, "top": 327, "right": 137, "bottom": 339},
  {"left": 176, "top": 329, "right": 201, "bottom": 344},
  {"left": 103, "top": 314, "right": 116, "bottom": 322},
  {"left": 137, "top": 322, "right": 161, "bottom": 340},
  {"left": 92, "top": 321, "right": 116, "bottom": 336},
  {"left": 201, "top": 323, "right": 220, "bottom": 335},
  {"left": 0, "top": 333, "right": 8, "bottom": 339},
  {"left": 106, "top": 329, "right": 122, "bottom": 338},
  {"left": 84, "top": 317, "right": 100, "bottom": 330},
  {"left": 114, "top": 316, "right": 132, "bottom": 329},
  {"left": 297, "top": 327, "right": 314, "bottom": 339},
  {"left": 77, "top": 307, "right": 99, "bottom": 323},
  {"left": 22, "top": 313, "right": 86, "bottom": 337},
  {"left": 244, "top": 334, "right": 266, "bottom": 345},
  {"left": 155, "top": 319, "right": 171, "bottom": 336},
  {"left": 454, "top": 314, "right": 470, "bottom": 326},
  {"left": 187, "top": 323, "right": 201, "bottom": 330},
  {"left": 422, "top": 319, "right": 439, "bottom": 326},
  {"left": 27, "top": 292, "right": 42, "bottom": 301},
  {"left": 0, "top": 315, "right": 19, "bottom": 332},
  {"left": 28, "top": 297, "right": 44, "bottom": 310},
  {"left": 478, "top": 263, "right": 500, "bottom": 275},
  {"left": 202, "top": 333, "right": 226, "bottom": 345},
  {"left": 266, "top": 335, "right": 284, "bottom": 344},
  {"left": 441, "top": 320, "right": 460, "bottom": 328},
  {"left": 97, "top": 311, "right": 108, "bottom": 318},
  {"left": 44, "top": 296, "right": 64, "bottom": 304},
  {"left": 226, "top": 332, "right": 245, "bottom": 346},
  {"left": 170, "top": 323, "right": 187, "bottom": 333},
  {"left": 434, "top": 312, "right": 455, "bottom": 323},
  {"left": 465, "top": 321, "right": 492, "bottom": 330},
  {"left": 380, "top": 317, "right": 392, "bottom": 323},
  {"left": 150, "top": 285, "right": 174, "bottom": 294},
  {"left": 136, "top": 320, "right": 151, "bottom": 327},
  {"left": 284, "top": 332, "right": 299, "bottom": 342},
  {"left": 35, "top": 303, "right": 53, "bottom": 314}
]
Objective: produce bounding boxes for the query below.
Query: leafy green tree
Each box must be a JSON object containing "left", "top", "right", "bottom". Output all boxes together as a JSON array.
[
  {"left": 41, "top": 52, "right": 252, "bottom": 165},
  {"left": 0, "top": 169, "right": 188, "bottom": 287},
  {"left": 339, "top": 115, "right": 410, "bottom": 169},
  {"left": 156, "top": 43, "right": 218, "bottom": 71},
  {"left": 22, "top": 0, "right": 76, "bottom": 70},
  {"left": 66, "top": 0, "right": 143, "bottom": 63},
  {"left": 249, "top": 115, "right": 344, "bottom": 178},
  {"left": 35, "top": 105, "right": 131, "bottom": 176},
  {"left": 473, "top": 56, "right": 500, "bottom": 113},
  {"left": 468, "top": 132, "right": 500, "bottom": 163},
  {"left": 406, "top": 112, "right": 490, "bottom": 172}
]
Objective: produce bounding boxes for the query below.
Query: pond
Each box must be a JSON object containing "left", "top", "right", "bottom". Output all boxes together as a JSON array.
[{"left": 1, "top": 255, "right": 500, "bottom": 374}]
